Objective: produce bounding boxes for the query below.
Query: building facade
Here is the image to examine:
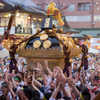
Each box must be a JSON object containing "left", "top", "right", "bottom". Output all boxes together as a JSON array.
[
  {"left": 32, "top": 0, "right": 100, "bottom": 28},
  {"left": 0, "top": 0, "right": 46, "bottom": 34}
]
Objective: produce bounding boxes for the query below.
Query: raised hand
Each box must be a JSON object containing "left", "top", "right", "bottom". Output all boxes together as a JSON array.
[
  {"left": 27, "top": 71, "right": 32, "bottom": 81},
  {"left": 33, "top": 68, "right": 41, "bottom": 72},
  {"left": 56, "top": 73, "right": 66, "bottom": 88},
  {"left": 51, "top": 66, "right": 61, "bottom": 79},
  {"left": 37, "top": 62, "right": 39, "bottom": 68},
  {"left": 59, "top": 82, "right": 65, "bottom": 89},
  {"left": 68, "top": 74, "right": 75, "bottom": 87},
  {"left": 7, "top": 81, "right": 12, "bottom": 90},
  {"left": 38, "top": 63, "right": 43, "bottom": 71},
  {"left": 12, "top": 70, "right": 15, "bottom": 77},
  {"left": 68, "top": 66, "right": 72, "bottom": 76},
  {"left": 51, "top": 69, "right": 58, "bottom": 79},
  {"left": 32, "top": 72, "right": 35, "bottom": 84},
  {"left": 44, "top": 60, "right": 48, "bottom": 68}
]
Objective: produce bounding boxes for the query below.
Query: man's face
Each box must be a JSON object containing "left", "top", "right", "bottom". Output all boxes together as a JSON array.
[
  {"left": 50, "top": 81, "right": 56, "bottom": 90},
  {"left": 14, "top": 79, "right": 19, "bottom": 86},
  {"left": 1, "top": 86, "right": 7, "bottom": 93},
  {"left": 73, "top": 65, "right": 77, "bottom": 70},
  {"left": 75, "top": 61, "right": 78, "bottom": 64},
  {"left": 92, "top": 81, "right": 98, "bottom": 86}
]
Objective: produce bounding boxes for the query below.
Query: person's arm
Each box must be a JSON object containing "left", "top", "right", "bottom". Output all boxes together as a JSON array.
[
  {"left": 34, "top": 80, "right": 42, "bottom": 88},
  {"left": 79, "top": 71, "right": 84, "bottom": 85},
  {"left": 49, "top": 67, "right": 59, "bottom": 86},
  {"left": 11, "top": 77, "right": 17, "bottom": 89},
  {"left": 31, "top": 73, "right": 40, "bottom": 92},
  {"left": 71, "top": 85, "right": 80, "bottom": 97},
  {"left": 4, "top": 71, "right": 8, "bottom": 82},
  {"left": 21, "top": 65, "right": 24, "bottom": 73},
  {"left": 0, "top": 30, "right": 10, "bottom": 43},
  {"left": 12, "top": 70, "right": 15, "bottom": 78},
  {"left": 31, "top": 82, "right": 40, "bottom": 92},
  {"left": 63, "top": 86, "right": 71, "bottom": 98},
  {"left": 24, "top": 73, "right": 27, "bottom": 85},
  {"left": 79, "top": 77, "right": 83, "bottom": 85},
  {"left": 50, "top": 83, "right": 61, "bottom": 99},
  {"left": 68, "top": 74, "right": 80, "bottom": 98},
  {"left": 38, "top": 62, "right": 48, "bottom": 86},
  {"left": 56, "top": 70, "right": 66, "bottom": 87},
  {"left": 7, "top": 81, "right": 16, "bottom": 99},
  {"left": 44, "top": 60, "right": 52, "bottom": 77},
  {"left": 82, "top": 71, "right": 86, "bottom": 83},
  {"left": 32, "top": 72, "right": 42, "bottom": 88}
]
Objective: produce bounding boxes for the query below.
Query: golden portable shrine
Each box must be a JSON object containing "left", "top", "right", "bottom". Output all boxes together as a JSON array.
[{"left": 4, "top": 1, "right": 90, "bottom": 76}]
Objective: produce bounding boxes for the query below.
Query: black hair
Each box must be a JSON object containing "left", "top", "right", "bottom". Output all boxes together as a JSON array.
[
  {"left": 91, "top": 68, "right": 95, "bottom": 71},
  {"left": 82, "top": 87, "right": 89, "bottom": 93},
  {"left": 18, "top": 72, "right": 24, "bottom": 79},
  {"left": 82, "top": 87, "right": 90, "bottom": 100},
  {"left": 94, "top": 75, "right": 99, "bottom": 81},
  {"left": 23, "top": 88, "right": 33, "bottom": 100},
  {"left": 32, "top": 96, "right": 41, "bottom": 100},
  {"left": 0, "top": 95, "right": 7, "bottom": 100},
  {"left": 74, "top": 63, "right": 77, "bottom": 66},
  {"left": 82, "top": 92, "right": 90, "bottom": 100},
  {"left": 23, "top": 85, "right": 33, "bottom": 90},
  {"left": 32, "top": 90, "right": 40, "bottom": 99},
  {"left": 44, "top": 93, "right": 52, "bottom": 100},
  {"left": 94, "top": 91, "right": 99, "bottom": 95}
]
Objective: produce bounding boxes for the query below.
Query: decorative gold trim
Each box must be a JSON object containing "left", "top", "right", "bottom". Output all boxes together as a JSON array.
[
  {"left": 59, "top": 42, "right": 63, "bottom": 52},
  {"left": 40, "top": 34, "right": 48, "bottom": 41},
  {"left": 84, "top": 40, "right": 90, "bottom": 49},
  {"left": 17, "top": 47, "right": 64, "bottom": 58},
  {"left": 43, "top": 40, "right": 51, "bottom": 48},
  {"left": 5, "top": 38, "right": 13, "bottom": 51},
  {"left": 27, "top": 57, "right": 64, "bottom": 71},
  {"left": 33, "top": 40, "right": 41, "bottom": 48}
]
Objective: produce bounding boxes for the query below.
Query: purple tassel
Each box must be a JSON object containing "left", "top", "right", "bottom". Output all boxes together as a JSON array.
[
  {"left": 9, "top": 59, "right": 17, "bottom": 74},
  {"left": 84, "top": 58, "right": 88, "bottom": 70},
  {"left": 63, "top": 58, "right": 71, "bottom": 77}
]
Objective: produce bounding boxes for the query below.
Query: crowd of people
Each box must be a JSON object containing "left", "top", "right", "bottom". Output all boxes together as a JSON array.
[
  {"left": 0, "top": 53, "right": 100, "bottom": 100},
  {"left": 0, "top": 30, "right": 100, "bottom": 100}
]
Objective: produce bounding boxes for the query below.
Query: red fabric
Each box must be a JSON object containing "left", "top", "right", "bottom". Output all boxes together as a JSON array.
[{"left": 92, "top": 87, "right": 98, "bottom": 93}]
